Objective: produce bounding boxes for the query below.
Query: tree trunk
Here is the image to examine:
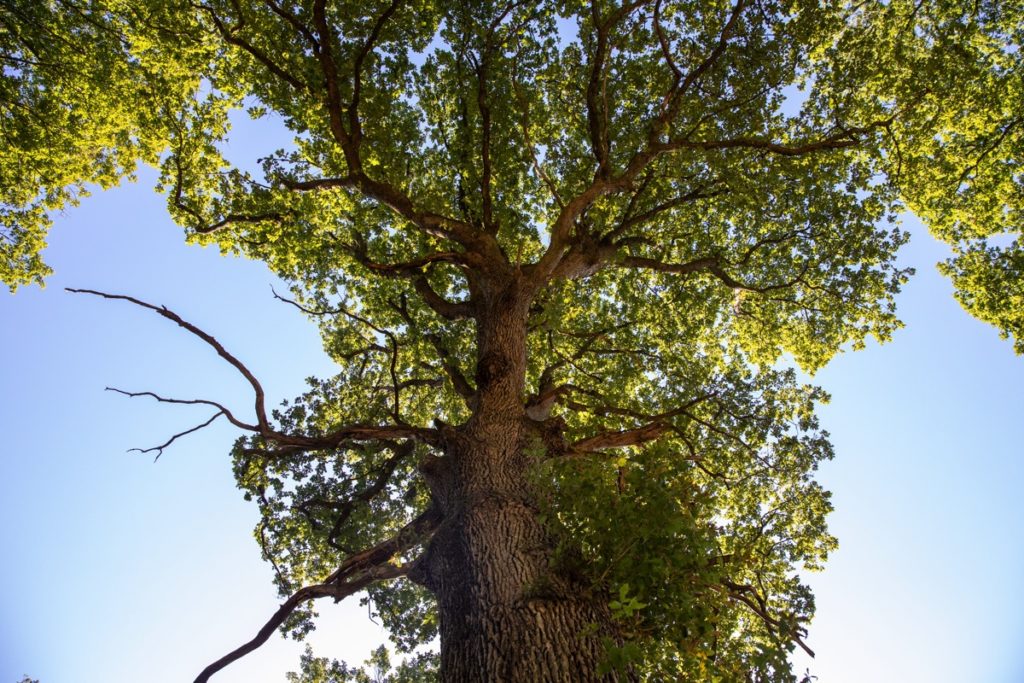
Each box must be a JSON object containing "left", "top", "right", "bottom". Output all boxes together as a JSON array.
[{"left": 409, "top": 280, "right": 626, "bottom": 682}]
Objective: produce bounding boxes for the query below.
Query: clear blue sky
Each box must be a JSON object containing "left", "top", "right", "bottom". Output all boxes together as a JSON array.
[{"left": 1, "top": 115, "right": 1022, "bottom": 682}]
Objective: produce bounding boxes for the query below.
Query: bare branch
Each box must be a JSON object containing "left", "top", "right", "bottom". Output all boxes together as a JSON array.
[
  {"left": 193, "top": 582, "right": 355, "bottom": 683},
  {"left": 105, "top": 387, "right": 257, "bottom": 431},
  {"left": 70, "top": 288, "right": 441, "bottom": 455},
  {"left": 68, "top": 288, "right": 274, "bottom": 432},
  {"left": 129, "top": 411, "right": 224, "bottom": 461}
]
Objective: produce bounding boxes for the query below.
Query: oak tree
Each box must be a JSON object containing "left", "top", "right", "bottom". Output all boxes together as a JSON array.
[{"left": 2, "top": 0, "right": 1020, "bottom": 680}]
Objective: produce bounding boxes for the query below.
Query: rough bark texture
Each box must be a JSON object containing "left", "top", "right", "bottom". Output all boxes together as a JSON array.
[{"left": 410, "top": 279, "right": 625, "bottom": 682}]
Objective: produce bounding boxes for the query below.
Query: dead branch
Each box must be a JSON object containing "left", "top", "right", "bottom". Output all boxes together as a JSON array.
[
  {"left": 129, "top": 410, "right": 223, "bottom": 461},
  {"left": 105, "top": 387, "right": 257, "bottom": 431},
  {"left": 68, "top": 288, "right": 441, "bottom": 453},
  {"left": 68, "top": 288, "right": 274, "bottom": 432}
]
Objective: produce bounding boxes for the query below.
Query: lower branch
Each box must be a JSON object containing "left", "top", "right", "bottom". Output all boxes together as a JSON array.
[
  {"left": 194, "top": 507, "right": 441, "bottom": 683},
  {"left": 193, "top": 581, "right": 359, "bottom": 683}
]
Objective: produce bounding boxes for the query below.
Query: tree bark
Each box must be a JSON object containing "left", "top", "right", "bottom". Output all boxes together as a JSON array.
[{"left": 409, "top": 279, "right": 627, "bottom": 682}]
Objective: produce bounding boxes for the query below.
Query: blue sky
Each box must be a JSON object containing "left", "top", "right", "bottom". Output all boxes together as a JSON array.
[{"left": 2, "top": 129, "right": 1023, "bottom": 681}]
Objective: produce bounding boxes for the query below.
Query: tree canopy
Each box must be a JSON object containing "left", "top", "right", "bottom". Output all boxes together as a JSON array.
[{"left": 2, "top": 0, "right": 1020, "bottom": 681}]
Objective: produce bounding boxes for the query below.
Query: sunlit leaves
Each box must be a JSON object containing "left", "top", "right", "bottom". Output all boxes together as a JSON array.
[
  {"left": 5, "top": 0, "right": 1021, "bottom": 679},
  {"left": 0, "top": 0, "right": 207, "bottom": 289},
  {"left": 540, "top": 365, "right": 833, "bottom": 680}
]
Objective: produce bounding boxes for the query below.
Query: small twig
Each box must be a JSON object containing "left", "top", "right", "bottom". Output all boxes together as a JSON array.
[
  {"left": 129, "top": 411, "right": 224, "bottom": 462},
  {"left": 105, "top": 387, "right": 257, "bottom": 431}
]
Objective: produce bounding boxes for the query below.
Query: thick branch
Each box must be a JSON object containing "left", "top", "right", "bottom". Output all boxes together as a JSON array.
[
  {"left": 241, "top": 423, "right": 440, "bottom": 458},
  {"left": 194, "top": 507, "right": 439, "bottom": 683},
  {"left": 562, "top": 392, "right": 716, "bottom": 454},
  {"left": 571, "top": 421, "right": 670, "bottom": 452},
  {"left": 413, "top": 275, "right": 473, "bottom": 320},
  {"left": 193, "top": 583, "right": 353, "bottom": 683},
  {"left": 532, "top": 112, "right": 889, "bottom": 288}
]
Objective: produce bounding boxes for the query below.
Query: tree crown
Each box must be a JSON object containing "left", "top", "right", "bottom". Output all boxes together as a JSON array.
[{"left": 3, "top": 0, "right": 1020, "bottom": 679}]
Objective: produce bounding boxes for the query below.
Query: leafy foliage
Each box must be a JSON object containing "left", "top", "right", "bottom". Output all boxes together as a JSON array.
[
  {"left": 0, "top": 0, "right": 208, "bottom": 289},
  {"left": 5, "top": 0, "right": 1020, "bottom": 681},
  {"left": 286, "top": 645, "right": 438, "bottom": 683}
]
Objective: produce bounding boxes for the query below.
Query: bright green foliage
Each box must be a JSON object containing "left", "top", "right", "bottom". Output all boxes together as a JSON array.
[
  {"left": 543, "top": 369, "right": 835, "bottom": 679},
  {"left": 805, "top": 0, "right": 1024, "bottom": 349},
  {"left": 5, "top": 1, "right": 1021, "bottom": 681},
  {"left": 0, "top": 0, "right": 208, "bottom": 289},
  {"left": 286, "top": 645, "right": 438, "bottom": 683}
]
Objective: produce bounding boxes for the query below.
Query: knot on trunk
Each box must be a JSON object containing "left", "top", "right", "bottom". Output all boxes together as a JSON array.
[
  {"left": 524, "top": 415, "right": 569, "bottom": 457},
  {"left": 475, "top": 348, "right": 512, "bottom": 389}
]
